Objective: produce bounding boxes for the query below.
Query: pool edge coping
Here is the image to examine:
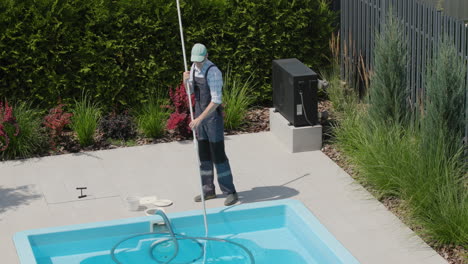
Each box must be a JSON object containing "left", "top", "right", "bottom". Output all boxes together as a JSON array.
[{"left": 13, "top": 199, "right": 360, "bottom": 264}]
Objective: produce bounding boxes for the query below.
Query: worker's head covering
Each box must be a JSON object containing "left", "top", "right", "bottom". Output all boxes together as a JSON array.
[{"left": 191, "top": 43, "right": 207, "bottom": 62}]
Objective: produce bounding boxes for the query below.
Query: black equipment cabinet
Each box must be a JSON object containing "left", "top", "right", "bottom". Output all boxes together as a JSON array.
[{"left": 272, "top": 58, "right": 318, "bottom": 127}]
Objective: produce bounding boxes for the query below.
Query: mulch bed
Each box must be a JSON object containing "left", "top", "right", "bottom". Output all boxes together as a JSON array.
[
  {"left": 225, "top": 107, "right": 270, "bottom": 135},
  {"left": 52, "top": 107, "right": 272, "bottom": 155}
]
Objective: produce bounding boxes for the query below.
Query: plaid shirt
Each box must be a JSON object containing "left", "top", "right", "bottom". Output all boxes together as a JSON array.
[{"left": 186, "top": 59, "right": 223, "bottom": 104}]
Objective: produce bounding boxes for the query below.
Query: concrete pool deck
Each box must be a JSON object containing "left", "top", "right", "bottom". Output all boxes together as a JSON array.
[{"left": 0, "top": 132, "right": 447, "bottom": 264}]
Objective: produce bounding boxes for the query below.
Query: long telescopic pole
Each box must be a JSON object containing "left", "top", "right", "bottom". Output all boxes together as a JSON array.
[{"left": 175, "top": 0, "right": 209, "bottom": 237}]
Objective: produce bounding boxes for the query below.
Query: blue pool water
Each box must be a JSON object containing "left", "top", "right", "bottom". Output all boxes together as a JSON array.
[{"left": 14, "top": 200, "right": 360, "bottom": 264}]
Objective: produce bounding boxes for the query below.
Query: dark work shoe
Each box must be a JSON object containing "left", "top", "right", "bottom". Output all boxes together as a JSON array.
[
  {"left": 224, "top": 193, "right": 239, "bottom": 206},
  {"left": 194, "top": 194, "right": 217, "bottom": 202}
]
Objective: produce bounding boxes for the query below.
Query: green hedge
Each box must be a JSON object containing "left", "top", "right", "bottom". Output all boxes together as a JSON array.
[{"left": 0, "top": 0, "right": 336, "bottom": 110}]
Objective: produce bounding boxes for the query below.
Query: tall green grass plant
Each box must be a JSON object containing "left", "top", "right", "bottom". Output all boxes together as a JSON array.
[
  {"left": 336, "top": 115, "right": 413, "bottom": 198},
  {"left": 136, "top": 95, "right": 169, "bottom": 139},
  {"left": 323, "top": 67, "right": 358, "bottom": 115},
  {"left": 71, "top": 95, "right": 101, "bottom": 147},
  {"left": 336, "top": 113, "right": 467, "bottom": 244},
  {"left": 0, "top": 102, "right": 46, "bottom": 160},
  {"left": 324, "top": 33, "right": 359, "bottom": 116},
  {"left": 223, "top": 67, "right": 256, "bottom": 130},
  {"left": 404, "top": 132, "right": 467, "bottom": 245}
]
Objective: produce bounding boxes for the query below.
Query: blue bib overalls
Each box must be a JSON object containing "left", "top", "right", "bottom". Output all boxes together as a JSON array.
[{"left": 193, "top": 64, "right": 237, "bottom": 196}]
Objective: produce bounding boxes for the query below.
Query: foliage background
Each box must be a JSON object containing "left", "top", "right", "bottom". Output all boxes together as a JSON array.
[{"left": 0, "top": 0, "right": 336, "bottom": 110}]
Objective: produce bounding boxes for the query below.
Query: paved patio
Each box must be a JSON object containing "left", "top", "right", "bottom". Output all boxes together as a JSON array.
[{"left": 0, "top": 132, "right": 447, "bottom": 264}]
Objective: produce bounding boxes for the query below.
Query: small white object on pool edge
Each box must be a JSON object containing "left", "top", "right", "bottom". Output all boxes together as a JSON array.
[{"left": 139, "top": 196, "right": 158, "bottom": 205}]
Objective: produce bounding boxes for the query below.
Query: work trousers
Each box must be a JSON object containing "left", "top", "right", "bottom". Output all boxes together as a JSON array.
[{"left": 196, "top": 115, "right": 236, "bottom": 195}]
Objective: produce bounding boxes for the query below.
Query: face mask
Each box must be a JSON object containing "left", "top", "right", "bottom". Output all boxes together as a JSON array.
[{"left": 195, "top": 58, "right": 206, "bottom": 69}]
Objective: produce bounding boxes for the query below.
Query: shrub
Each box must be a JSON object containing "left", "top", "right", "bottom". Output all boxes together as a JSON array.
[
  {"left": 368, "top": 12, "right": 409, "bottom": 125},
  {"left": 0, "top": 0, "right": 337, "bottom": 109},
  {"left": 99, "top": 110, "right": 137, "bottom": 140},
  {"left": 413, "top": 38, "right": 468, "bottom": 245},
  {"left": 0, "top": 100, "right": 19, "bottom": 152},
  {"left": 70, "top": 94, "right": 101, "bottom": 147},
  {"left": 422, "top": 37, "right": 466, "bottom": 157},
  {"left": 334, "top": 22, "right": 468, "bottom": 246},
  {"left": 136, "top": 95, "right": 169, "bottom": 139},
  {"left": 167, "top": 83, "right": 195, "bottom": 138},
  {"left": 223, "top": 67, "right": 256, "bottom": 130},
  {"left": 43, "top": 104, "right": 73, "bottom": 150},
  {"left": 193, "top": 0, "right": 337, "bottom": 103},
  {"left": 1, "top": 102, "right": 46, "bottom": 160}
]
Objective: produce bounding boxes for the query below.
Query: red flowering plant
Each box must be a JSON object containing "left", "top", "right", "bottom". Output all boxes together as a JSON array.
[
  {"left": 0, "top": 100, "right": 19, "bottom": 151},
  {"left": 43, "top": 104, "right": 73, "bottom": 150},
  {"left": 166, "top": 82, "right": 195, "bottom": 138}
]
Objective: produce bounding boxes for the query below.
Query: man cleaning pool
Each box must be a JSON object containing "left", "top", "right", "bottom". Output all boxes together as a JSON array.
[{"left": 183, "top": 43, "right": 239, "bottom": 206}]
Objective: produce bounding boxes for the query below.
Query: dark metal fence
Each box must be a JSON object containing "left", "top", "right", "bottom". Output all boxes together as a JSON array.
[
  {"left": 420, "top": 0, "right": 468, "bottom": 21},
  {"left": 340, "top": 0, "right": 468, "bottom": 144}
]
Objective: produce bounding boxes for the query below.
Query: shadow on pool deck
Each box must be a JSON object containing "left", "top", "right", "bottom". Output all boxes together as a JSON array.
[
  {"left": 236, "top": 186, "right": 299, "bottom": 204},
  {"left": 218, "top": 174, "right": 307, "bottom": 204},
  {"left": 0, "top": 185, "right": 42, "bottom": 215}
]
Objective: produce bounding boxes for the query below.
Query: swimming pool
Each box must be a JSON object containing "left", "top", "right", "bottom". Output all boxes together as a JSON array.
[{"left": 14, "top": 199, "right": 360, "bottom": 264}]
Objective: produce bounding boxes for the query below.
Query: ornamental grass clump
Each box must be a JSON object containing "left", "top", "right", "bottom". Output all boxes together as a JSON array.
[
  {"left": 223, "top": 67, "right": 256, "bottom": 130},
  {"left": 1, "top": 101, "right": 46, "bottom": 160},
  {"left": 71, "top": 94, "right": 101, "bottom": 147},
  {"left": 136, "top": 94, "right": 169, "bottom": 139}
]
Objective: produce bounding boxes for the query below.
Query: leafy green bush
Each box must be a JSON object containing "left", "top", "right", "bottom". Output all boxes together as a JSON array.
[
  {"left": 136, "top": 95, "right": 169, "bottom": 139},
  {"left": 71, "top": 94, "right": 101, "bottom": 147},
  {"left": 0, "top": 102, "right": 47, "bottom": 160},
  {"left": 223, "top": 67, "right": 256, "bottom": 130},
  {"left": 194, "top": 0, "right": 337, "bottom": 103},
  {"left": 368, "top": 13, "right": 409, "bottom": 125},
  {"left": 0, "top": 0, "right": 336, "bottom": 109}
]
